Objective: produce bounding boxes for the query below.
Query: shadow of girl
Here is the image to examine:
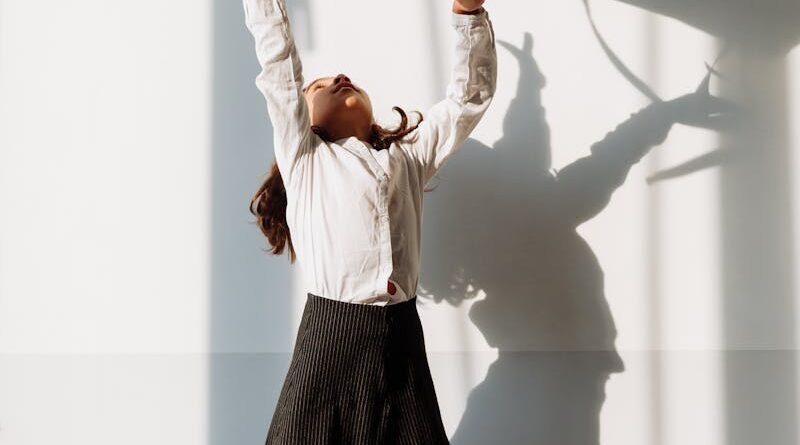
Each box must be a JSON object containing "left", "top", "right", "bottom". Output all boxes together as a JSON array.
[{"left": 418, "top": 32, "right": 691, "bottom": 444}]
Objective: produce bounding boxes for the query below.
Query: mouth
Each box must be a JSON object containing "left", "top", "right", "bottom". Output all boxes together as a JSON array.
[{"left": 334, "top": 81, "right": 358, "bottom": 93}]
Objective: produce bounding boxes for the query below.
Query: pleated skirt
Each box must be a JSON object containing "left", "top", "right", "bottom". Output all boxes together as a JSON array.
[{"left": 264, "top": 293, "right": 450, "bottom": 445}]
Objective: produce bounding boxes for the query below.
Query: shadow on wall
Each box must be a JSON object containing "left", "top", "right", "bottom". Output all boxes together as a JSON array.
[
  {"left": 615, "top": 0, "right": 800, "bottom": 56},
  {"left": 616, "top": 2, "right": 800, "bottom": 445},
  {"left": 421, "top": 32, "right": 632, "bottom": 445},
  {"left": 418, "top": 0, "right": 800, "bottom": 442},
  {"left": 207, "top": 0, "right": 315, "bottom": 444}
]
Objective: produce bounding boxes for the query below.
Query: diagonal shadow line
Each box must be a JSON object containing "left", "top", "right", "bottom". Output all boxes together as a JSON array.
[
  {"left": 583, "top": 0, "right": 663, "bottom": 103},
  {"left": 646, "top": 146, "right": 733, "bottom": 183}
]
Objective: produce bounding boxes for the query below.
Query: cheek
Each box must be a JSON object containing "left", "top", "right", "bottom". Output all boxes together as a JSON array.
[
  {"left": 314, "top": 94, "right": 335, "bottom": 113},
  {"left": 308, "top": 95, "right": 330, "bottom": 123},
  {"left": 304, "top": 96, "right": 314, "bottom": 115},
  {"left": 306, "top": 103, "right": 314, "bottom": 119}
]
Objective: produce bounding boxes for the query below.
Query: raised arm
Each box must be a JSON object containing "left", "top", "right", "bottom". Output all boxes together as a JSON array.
[
  {"left": 242, "top": 0, "right": 315, "bottom": 184},
  {"left": 410, "top": 3, "right": 497, "bottom": 186}
]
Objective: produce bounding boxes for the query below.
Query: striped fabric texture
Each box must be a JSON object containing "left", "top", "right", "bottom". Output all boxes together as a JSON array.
[{"left": 265, "top": 293, "right": 450, "bottom": 445}]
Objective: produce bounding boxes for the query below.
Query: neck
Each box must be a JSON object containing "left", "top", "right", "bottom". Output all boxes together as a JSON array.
[{"left": 327, "top": 122, "right": 373, "bottom": 144}]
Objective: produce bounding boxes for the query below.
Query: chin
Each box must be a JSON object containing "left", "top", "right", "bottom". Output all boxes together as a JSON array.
[
  {"left": 343, "top": 95, "right": 364, "bottom": 108},
  {"left": 342, "top": 101, "right": 372, "bottom": 119}
]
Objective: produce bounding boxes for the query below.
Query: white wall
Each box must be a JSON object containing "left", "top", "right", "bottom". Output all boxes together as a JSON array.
[
  {"left": 0, "top": 0, "right": 214, "bottom": 443},
  {"left": 1, "top": 0, "right": 798, "bottom": 444}
]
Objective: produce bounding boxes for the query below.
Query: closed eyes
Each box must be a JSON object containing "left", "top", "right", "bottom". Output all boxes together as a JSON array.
[
  {"left": 304, "top": 79, "right": 326, "bottom": 94},
  {"left": 308, "top": 81, "right": 331, "bottom": 95}
]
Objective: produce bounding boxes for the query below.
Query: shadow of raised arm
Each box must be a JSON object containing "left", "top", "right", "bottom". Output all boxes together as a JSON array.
[{"left": 552, "top": 70, "right": 738, "bottom": 226}]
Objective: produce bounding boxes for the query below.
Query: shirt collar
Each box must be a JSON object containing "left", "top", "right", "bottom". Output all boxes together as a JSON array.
[{"left": 336, "top": 136, "right": 375, "bottom": 151}]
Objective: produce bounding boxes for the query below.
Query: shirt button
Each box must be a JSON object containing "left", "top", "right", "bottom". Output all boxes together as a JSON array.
[{"left": 387, "top": 281, "right": 396, "bottom": 295}]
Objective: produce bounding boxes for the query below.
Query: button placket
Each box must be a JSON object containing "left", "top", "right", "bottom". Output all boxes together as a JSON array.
[
  {"left": 377, "top": 171, "right": 393, "bottom": 285},
  {"left": 348, "top": 138, "right": 395, "bottom": 293}
]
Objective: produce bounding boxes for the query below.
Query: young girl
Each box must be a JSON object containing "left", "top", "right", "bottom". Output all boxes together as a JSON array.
[{"left": 242, "top": 0, "right": 496, "bottom": 443}]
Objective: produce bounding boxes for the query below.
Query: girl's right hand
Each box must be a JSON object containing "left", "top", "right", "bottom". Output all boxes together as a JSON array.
[
  {"left": 661, "top": 71, "right": 739, "bottom": 131},
  {"left": 452, "top": 0, "right": 485, "bottom": 14}
]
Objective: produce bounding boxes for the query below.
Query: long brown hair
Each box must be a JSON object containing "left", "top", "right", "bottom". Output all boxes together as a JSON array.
[{"left": 249, "top": 106, "right": 423, "bottom": 263}]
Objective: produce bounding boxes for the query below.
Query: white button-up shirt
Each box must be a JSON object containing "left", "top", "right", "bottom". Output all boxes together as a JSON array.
[{"left": 242, "top": 0, "right": 497, "bottom": 305}]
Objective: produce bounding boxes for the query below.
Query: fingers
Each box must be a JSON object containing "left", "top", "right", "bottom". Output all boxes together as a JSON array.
[
  {"left": 671, "top": 92, "right": 739, "bottom": 115},
  {"left": 680, "top": 113, "right": 738, "bottom": 131},
  {"left": 667, "top": 91, "right": 743, "bottom": 130},
  {"left": 699, "top": 94, "right": 738, "bottom": 113},
  {"left": 675, "top": 104, "right": 740, "bottom": 131},
  {"left": 523, "top": 32, "right": 533, "bottom": 53},
  {"left": 695, "top": 71, "right": 711, "bottom": 95}
]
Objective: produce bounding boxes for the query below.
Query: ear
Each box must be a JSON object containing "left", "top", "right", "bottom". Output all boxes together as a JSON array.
[{"left": 311, "top": 125, "right": 332, "bottom": 141}]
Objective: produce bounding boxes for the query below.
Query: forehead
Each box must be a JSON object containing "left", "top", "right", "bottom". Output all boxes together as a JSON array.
[{"left": 303, "top": 76, "right": 335, "bottom": 93}]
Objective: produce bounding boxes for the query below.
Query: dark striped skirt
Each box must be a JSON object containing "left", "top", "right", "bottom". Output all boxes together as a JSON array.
[{"left": 265, "top": 293, "right": 449, "bottom": 445}]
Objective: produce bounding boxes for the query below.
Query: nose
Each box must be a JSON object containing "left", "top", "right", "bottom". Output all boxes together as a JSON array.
[{"left": 334, "top": 73, "right": 351, "bottom": 84}]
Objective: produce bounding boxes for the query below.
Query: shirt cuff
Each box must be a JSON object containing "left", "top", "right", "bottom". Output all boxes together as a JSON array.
[{"left": 451, "top": 7, "right": 489, "bottom": 26}]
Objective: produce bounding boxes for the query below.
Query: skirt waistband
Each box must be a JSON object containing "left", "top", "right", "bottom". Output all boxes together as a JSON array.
[{"left": 305, "top": 292, "right": 418, "bottom": 322}]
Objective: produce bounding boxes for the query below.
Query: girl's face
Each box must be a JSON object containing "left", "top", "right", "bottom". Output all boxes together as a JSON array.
[{"left": 303, "top": 73, "right": 374, "bottom": 137}]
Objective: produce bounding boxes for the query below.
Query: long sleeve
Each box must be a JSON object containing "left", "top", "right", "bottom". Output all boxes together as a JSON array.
[
  {"left": 410, "top": 9, "right": 498, "bottom": 186},
  {"left": 242, "top": 0, "right": 315, "bottom": 184}
]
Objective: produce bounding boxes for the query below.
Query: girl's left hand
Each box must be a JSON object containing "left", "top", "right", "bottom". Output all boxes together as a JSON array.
[{"left": 453, "top": 0, "right": 485, "bottom": 14}]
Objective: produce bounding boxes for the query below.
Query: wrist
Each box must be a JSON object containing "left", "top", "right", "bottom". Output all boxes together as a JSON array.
[
  {"left": 650, "top": 99, "right": 681, "bottom": 124},
  {"left": 453, "top": 6, "right": 485, "bottom": 14},
  {"left": 452, "top": 1, "right": 485, "bottom": 14}
]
